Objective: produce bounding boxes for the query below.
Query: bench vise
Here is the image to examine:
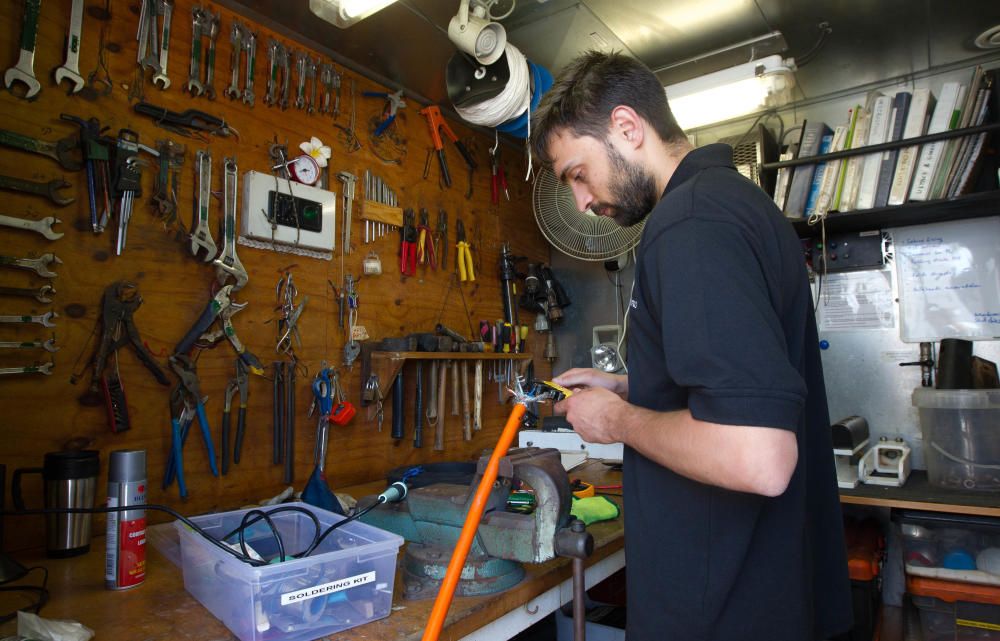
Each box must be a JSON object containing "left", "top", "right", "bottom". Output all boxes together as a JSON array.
[{"left": 360, "top": 447, "right": 590, "bottom": 600}]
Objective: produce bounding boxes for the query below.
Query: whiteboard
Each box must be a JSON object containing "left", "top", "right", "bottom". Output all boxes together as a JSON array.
[{"left": 892, "top": 217, "right": 1000, "bottom": 342}]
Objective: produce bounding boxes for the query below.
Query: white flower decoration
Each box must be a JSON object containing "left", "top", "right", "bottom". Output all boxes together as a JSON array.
[{"left": 299, "top": 136, "right": 331, "bottom": 168}]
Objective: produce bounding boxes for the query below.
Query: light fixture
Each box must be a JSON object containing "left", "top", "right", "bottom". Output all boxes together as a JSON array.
[
  {"left": 591, "top": 325, "right": 624, "bottom": 373},
  {"left": 448, "top": 0, "right": 507, "bottom": 65},
  {"left": 308, "top": 0, "right": 399, "bottom": 28},
  {"left": 664, "top": 55, "right": 796, "bottom": 130}
]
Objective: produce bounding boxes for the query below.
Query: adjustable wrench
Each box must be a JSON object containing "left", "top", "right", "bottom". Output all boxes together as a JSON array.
[
  {"left": 0, "top": 362, "right": 54, "bottom": 376},
  {"left": 242, "top": 30, "right": 257, "bottom": 106},
  {"left": 190, "top": 150, "right": 217, "bottom": 260},
  {"left": 0, "top": 338, "right": 58, "bottom": 352},
  {"left": 0, "top": 285, "right": 55, "bottom": 304},
  {"left": 54, "top": 0, "right": 86, "bottom": 93},
  {"left": 213, "top": 158, "right": 248, "bottom": 291},
  {"left": 152, "top": 0, "right": 174, "bottom": 89},
  {"left": 294, "top": 51, "right": 307, "bottom": 110},
  {"left": 4, "top": 0, "right": 42, "bottom": 99},
  {"left": 202, "top": 11, "right": 220, "bottom": 99},
  {"left": 0, "top": 175, "right": 74, "bottom": 207},
  {"left": 0, "top": 311, "right": 58, "bottom": 327},
  {"left": 0, "top": 129, "right": 82, "bottom": 171},
  {"left": 186, "top": 7, "right": 204, "bottom": 96},
  {"left": 223, "top": 20, "right": 243, "bottom": 99},
  {"left": 0, "top": 214, "right": 63, "bottom": 240}
]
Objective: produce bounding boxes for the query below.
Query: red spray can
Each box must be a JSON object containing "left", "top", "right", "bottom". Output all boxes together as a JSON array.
[{"left": 105, "top": 449, "right": 146, "bottom": 590}]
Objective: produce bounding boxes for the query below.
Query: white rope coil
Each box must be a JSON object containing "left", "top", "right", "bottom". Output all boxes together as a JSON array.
[{"left": 455, "top": 42, "right": 531, "bottom": 127}]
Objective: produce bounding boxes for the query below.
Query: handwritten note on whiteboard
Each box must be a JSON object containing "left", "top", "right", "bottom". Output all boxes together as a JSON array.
[{"left": 892, "top": 217, "right": 1000, "bottom": 342}]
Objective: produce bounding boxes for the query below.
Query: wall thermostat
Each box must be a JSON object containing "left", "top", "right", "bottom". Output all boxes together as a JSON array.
[{"left": 241, "top": 171, "right": 336, "bottom": 252}]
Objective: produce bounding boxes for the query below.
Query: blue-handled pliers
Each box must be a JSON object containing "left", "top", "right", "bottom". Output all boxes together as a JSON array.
[
  {"left": 163, "top": 385, "right": 195, "bottom": 497},
  {"left": 362, "top": 89, "right": 406, "bottom": 137},
  {"left": 167, "top": 354, "right": 220, "bottom": 490}
]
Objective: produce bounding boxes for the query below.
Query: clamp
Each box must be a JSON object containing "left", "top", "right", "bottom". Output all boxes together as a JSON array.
[{"left": 362, "top": 89, "right": 406, "bottom": 137}]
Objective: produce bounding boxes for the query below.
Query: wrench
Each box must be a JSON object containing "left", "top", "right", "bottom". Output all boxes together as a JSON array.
[
  {"left": 242, "top": 30, "right": 257, "bottom": 107},
  {"left": 0, "top": 176, "right": 74, "bottom": 207},
  {"left": 223, "top": 20, "right": 243, "bottom": 99},
  {"left": 0, "top": 338, "right": 59, "bottom": 352},
  {"left": 307, "top": 57, "right": 319, "bottom": 114},
  {"left": 0, "top": 253, "right": 61, "bottom": 278},
  {"left": 4, "top": 0, "right": 42, "bottom": 99},
  {"left": 53, "top": 0, "right": 86, "bottom": 93},
  {"left": 190, "top": 150, "right": 216, "bottom": 260},
  {"left": 139, "top": 0, "right": 161, "bottom": 73},
  {"left": 213, "top": 157, "right": 248, "bottom": 290},
  {"left": 0, "top": 129, "right": 82, "bottom": 171},
  {"left": 202, "top": 11, "right": 220, "bottom": 99},
  {"left": 0, "top": 362, "right": 53, "bottom": 376},
  {"left": 294, "top": 51, "right": 307, "bottom": 110},
  {"left": 152, "top": 0, "right": 174, "bottom": 89},
  {"left": 0, "top": 311, "right": 58, "bottom": 327},
  {"left": 0, "top": 285, "right": 55, "bottom": 303},
  {"left": 264, "top": 39, "right": 280, "bottom": 106},
  {"left": 319, "top": 63, "right": 332, "bottom": 114},
  {"left": 0, "top": 214, "right": 63, "bottom": 240},
  {"left": 279, "top": 46, "right": 291, "bottom": 110},
  {"left": 186, "top": 7, "right": 204, "bottom": 96}
]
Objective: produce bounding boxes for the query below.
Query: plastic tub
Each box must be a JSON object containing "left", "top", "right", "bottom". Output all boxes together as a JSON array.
[
  {"left": 175, "top": 502, "right": 403, "bottom": 641},
  {"left": 908, "top": 575, "right": 1000, "bottom": 641},
  {"left": 912, "top": 389, "right": 1000, "bottom": 491}
]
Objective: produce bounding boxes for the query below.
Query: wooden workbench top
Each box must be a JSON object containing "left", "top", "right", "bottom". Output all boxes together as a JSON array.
[{"left": 0, "top": 460, "right": 623, "bottom": 641}]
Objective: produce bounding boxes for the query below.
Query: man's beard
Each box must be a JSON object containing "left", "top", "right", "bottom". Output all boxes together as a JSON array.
[{"left": 591, "top": 142, "right": 659, "bottom": 227}]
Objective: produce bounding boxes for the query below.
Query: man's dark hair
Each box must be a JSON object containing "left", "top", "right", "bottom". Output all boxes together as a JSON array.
[{"left": 530, "top": 51, "right": 686, "bottom": 166}]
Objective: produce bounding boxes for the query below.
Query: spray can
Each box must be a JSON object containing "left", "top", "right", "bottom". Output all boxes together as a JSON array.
[{"left": 105, "top": 450, "right": 146, "bottom": 590}]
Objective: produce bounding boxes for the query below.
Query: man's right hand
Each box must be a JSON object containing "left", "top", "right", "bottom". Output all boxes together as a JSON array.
[{"left": 552, "top": 368, "right": 628, "bottom": 398}]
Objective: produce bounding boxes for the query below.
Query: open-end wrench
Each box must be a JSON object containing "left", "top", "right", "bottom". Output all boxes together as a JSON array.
[
  {"left": 294, "top": 51, "right": 307, "bottom": 110},
  {"left": 190, "top": 150, "right": 216, "bottom": 260},
  {"left": 202, "top": 11, "right": 220, "bottom": 99},
  {"left": 54, "top": 0, "right": 86, "bottom": 93},
  {"left": 223, "top": 20, "right": 243, "bottom": 99},
  {"left": 0, "top": 254, "right": 61, "bottom": 278},
  {"left": 0, "top": 129, "right": 82, "bottom": 171},
  {"left": 4, "top": 0, "right": 42, "bottom": 99},
  {"left": 139, "top": 0, "right": 161, "bottom": 73},
  {"left": 319, "top": 63, "right": 332, "bottom": 114},
  {"left": 264, "top": 39, "right": 277, "bottom": 105},
  {"left": 307, "top": 57, "right": 319, "bottom": 114},
  {"left": 243, "top": 30, "right": 257, "bottom": 107},
  {"left": 0, "top": 285, "right": 55, "bottom": 303},
  {"left": 186, "top": 7, "right": 204, "bottom": 96},
  {"left": 0, "top": 362, "right": 53, "bottom": 376},
  {"left": 279, "top": 46, "right": 291, "bottom": 110},
  {"left": 0, "top": 338, "right": 59, "bottom": 353},
  {"left": 213, "top": 157, "right": 248, "bottom": 291},
  {"left": 0, "top": 311, "right": 58, "bottom": 327},
  {"left": 0, "top": 176, "right": 74, "bottom": 207},
  {"left": 0, "top": 215, "right": 63, "bottom": 240},
  {"left": 152, "top": 0, "right": 174, "bottom": 89}
]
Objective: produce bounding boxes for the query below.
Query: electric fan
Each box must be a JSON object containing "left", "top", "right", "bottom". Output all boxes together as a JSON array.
[{"left": 532, "top": 166, "right": 646, "bottom": 261}]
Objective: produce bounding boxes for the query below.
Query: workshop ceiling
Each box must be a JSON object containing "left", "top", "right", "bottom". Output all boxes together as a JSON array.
[{"left": 232, "top": 0, "right": 1000, "bottom": 109}]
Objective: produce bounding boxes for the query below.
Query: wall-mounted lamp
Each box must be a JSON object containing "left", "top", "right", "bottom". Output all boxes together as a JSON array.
[
  {"left": 308, "top": 0, "right": 399, "bottom": 28},
  {"left": 664, "top": 55, "right": 796, "bottom": 130},
  {"left": 448, "top": 0, "right": 507, "bottom": 65}
]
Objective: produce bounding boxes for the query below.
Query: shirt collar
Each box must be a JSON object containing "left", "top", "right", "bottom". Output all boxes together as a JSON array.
[{"left": 662, "top": 143, "right": 736, "bottom": 198}]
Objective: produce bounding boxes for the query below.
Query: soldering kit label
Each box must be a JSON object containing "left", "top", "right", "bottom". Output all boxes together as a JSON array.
[{"left": 280, "top": 571, "right": 376, "bottom": 605}]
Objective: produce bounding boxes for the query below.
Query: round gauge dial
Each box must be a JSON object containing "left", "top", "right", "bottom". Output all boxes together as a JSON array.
[{"left": 288, "top": 154, "right": 321, "bottom": 185}]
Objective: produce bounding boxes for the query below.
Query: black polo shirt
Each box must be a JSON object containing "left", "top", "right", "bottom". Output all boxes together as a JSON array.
[{"left": 624, "top": 144, "right": 852, "bottom": 641}]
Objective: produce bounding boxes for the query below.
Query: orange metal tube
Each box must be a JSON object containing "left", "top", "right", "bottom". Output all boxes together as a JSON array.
[{"left": 421, "top": 402, "right": 527, "bottom": 641}]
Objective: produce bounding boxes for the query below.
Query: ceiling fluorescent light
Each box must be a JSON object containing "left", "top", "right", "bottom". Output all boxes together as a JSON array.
[
  {"left": 665, "top": 55, "right": 796, "bottom": 130},
  {"left": 309, "top": 0, "right": 399, "bottom": 28}
]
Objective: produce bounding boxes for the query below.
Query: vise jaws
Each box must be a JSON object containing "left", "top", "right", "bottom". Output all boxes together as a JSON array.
[{"left": 360, "top": 447, "right": 591, "bottom": 600}]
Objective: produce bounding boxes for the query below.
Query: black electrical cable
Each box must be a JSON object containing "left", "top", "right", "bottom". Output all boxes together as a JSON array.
[
  {"left": 299, "top": 499, "right": 385, "bottom": 558},
  {"left": 239, "top": 509, "right": 286, "bottom": 563},
  {"left": 0, "top": 566, "right": 48, "bottom": 624},
  {"left": 223, "top": 505, "right": 322, "bottom": 560}
]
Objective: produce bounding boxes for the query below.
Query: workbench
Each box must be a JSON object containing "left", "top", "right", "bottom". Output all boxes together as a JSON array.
[{"left": 0, "top": 460, "right": 624, "bottom": 641}]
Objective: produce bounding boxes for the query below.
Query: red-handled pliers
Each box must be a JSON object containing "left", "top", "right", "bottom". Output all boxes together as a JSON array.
[
  {"left": 400, "top": 208, "right": 417, "bottom": 276},
  {"left": 490, "top": 146, "right": 509, "bottom": 206}
]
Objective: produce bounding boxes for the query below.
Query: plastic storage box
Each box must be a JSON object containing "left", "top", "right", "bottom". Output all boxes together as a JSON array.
[
  {"left": 912, "top": 389, "right": 1000, "bottom": 491},
  {"left": 908, "top": 575, "right": 1000, "bottom": 641},
  {"left": 175, "top": 502, "right": 404, "bottom": 641},
  {"left": 897, "top": 510, "right": 1000, "bottom": 587}
]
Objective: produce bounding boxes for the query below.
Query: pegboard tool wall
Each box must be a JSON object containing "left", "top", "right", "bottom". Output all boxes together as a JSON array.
[{"left": 0, "top": 0, "right": 551, "bottom": 552}]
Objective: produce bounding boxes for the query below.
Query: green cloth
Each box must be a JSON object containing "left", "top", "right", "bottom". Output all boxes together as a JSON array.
[{"left": 570, "top": 495, "right": 620, "bottom": 525}]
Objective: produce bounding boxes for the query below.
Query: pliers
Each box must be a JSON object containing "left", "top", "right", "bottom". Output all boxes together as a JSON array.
[
  {"left": 362, "top": 89, "right": 406, "bottom": 137},
  {"left": 221, "top": 377, "right": 238, "bottom": 476},
  {"left": 400, "top": 208, "right": 418, "bottom": 276},
  {"left": 175, "top": 284, "right": 264, "bottom": 375},
  {"left": 164, "top": 385, "right": 194, "bottom": 498},
  {"left": 456, "top": 218, "right": 475, "bottom": 282},
  {"left": 219, "top": 359, "right": 249, "bottom": 475},
  {"left": 435, "top": 209, "right": 448, "bottom": 266},
  {"left": 490, "top": 146, "right": 509, "bottom": 205},
  {"left": 416, "top": 208, "right": 436, "bottom": 268},
  {"left": 166, "top": 354, "right": 220, "bottom": 488}
]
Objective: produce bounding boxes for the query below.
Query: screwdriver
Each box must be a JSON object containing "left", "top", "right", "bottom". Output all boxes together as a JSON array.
[
  {"left": 480, "top": 320, "right": 493, "bottom": 352},
  {"left": 501, "top": 323, "right": 512, "bottom": 354},
  {"left": 518, "top": 325, "right": 528, "bottom": 353}
]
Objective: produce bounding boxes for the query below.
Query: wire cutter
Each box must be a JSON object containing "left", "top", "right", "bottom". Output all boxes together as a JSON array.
[
  {"left": 400, "top": 208, "right": 418, "bottom": 276},
  {"left": 456, "top": 218, "right": 475, "bottom": 282},
  {"left": 362, "top": 89, "right": 406, "bottom": 136},
  {"left": 416, "top": 208, "right": 436, "bottom": 268},
  {"left": 490, "top": 146, "right": 509, "bottom": 205},
  {"left": 167, "top": 354, "right": 220, "bottom": 484}
]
